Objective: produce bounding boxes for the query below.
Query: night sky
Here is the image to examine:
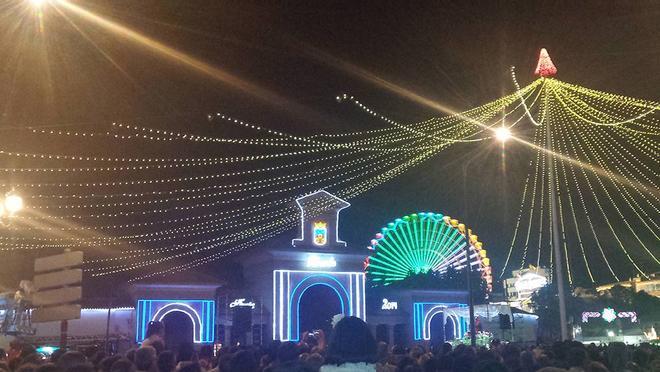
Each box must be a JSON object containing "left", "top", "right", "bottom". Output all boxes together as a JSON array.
[{"left": 1, "top": 1, "right": 659, "bottom": 292}]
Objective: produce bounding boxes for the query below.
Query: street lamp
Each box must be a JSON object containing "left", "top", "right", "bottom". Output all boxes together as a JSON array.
[
  {"left": 461, "top": 129, "right": 513, "bottom": 347},
  {"left": 461, "top": 226, "right": 477, "bottom": 347},
  {"left": 4, "top": 193, "right": 24, "bottom": 215},
  {"left": 0, "top": 192, "right": 24, "bottom": 221},
  {"left": 29, "top": 0, "right": 46, "bottom": 8},
  {"left": 495, "top": 127, "right": 512, "bottom": 142}
]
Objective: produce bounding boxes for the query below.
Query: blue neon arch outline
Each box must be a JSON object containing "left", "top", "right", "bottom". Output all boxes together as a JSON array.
[
  {"left": 152, "top": 303, "right": 203, "bottom": 343},
  {"left": 288, "top": 273, "right": 351, "bottom": 341},
  {"left": 296, "top": 283, "right": 345, "bottom": 337},
  {"left": 413, "top": 302, "right": 465, "bottom": 340},
  {"left": 136, "top": 300, "right": 215, "bottom": 344}
]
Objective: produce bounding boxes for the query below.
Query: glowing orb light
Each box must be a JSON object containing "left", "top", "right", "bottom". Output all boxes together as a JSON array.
[
  {"left": 29, "top": 0, "right": 45, "bottom": 8},
  {"left": 4, "top": 194, "right": 23, "bottom": 214},
  {"left": 495, "top": 127, "right": 512, "bottom": 142}
]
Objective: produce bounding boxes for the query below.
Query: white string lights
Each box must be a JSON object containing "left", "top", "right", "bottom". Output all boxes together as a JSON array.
[
  {"left": 500, "top": 77, "right": 659, "bottom": 285},
  {"left": 3, "top": 70, "right": 656, "bottom": 285}
]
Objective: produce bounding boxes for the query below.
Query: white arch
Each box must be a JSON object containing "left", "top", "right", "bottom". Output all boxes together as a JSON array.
[
  {"left": 152, "top": 302, "right": 203, "bottom": 343},
  {"left": 422, "top": 305, "right": 446, "bottom": 340},
  {"left": 423, "top": 306, "right": 461, "bottom": 340}
]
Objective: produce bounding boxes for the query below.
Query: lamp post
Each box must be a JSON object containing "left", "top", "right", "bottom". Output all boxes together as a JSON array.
[
  {"left": 492, "top": 121, "right": 568, "bottom": 340},
  {"left": 0, "top": 191, "right": 24, "bottom": 223},
  {"left": 463, "top": 232, "right": 477, "bottom": 347},
  {"left": 546, "top": 122, "right": 569, "bottom": 341},
  {"left": 460, "top": 127, "right": 512, "bottom": 347}
]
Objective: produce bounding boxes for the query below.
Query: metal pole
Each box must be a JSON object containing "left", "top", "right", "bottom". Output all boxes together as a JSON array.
[
  {"left": 547, "top": 121, "right": 568, "bottom": 341},
  {"left": 104, "top": 301, "right": 112, "bottom": 354},
  {"left": 60, "top": 320, "right": 68, "bottom": 349},
  {"left": 465, "top": 236, "right": 476, "bottom": 347}
]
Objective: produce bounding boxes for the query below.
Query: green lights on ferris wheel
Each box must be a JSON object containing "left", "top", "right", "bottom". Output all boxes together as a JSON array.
[{"left": 364, "top": 212, "right": 492, "bottom": 290}]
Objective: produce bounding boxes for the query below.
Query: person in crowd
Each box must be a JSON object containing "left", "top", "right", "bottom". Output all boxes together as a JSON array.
[
  {"left": 156, "top": 351, "right": 176, "bottom": 372},
  {"left": 141, "top": 321, "right": 165, "bottom": 355},
  {"left": 176, "top": 343, "right": 196, "bottom": 366},
  {"left": 227, "top": 350, "right": 257, "bottom": 372},
  {"left": 262, "top": 341, "right": 301, "bottom": 372},
  {"left": 125, "top": 350, "right": 137, "bottom": 364},
  {"left": 303, "top": 353, "right": 324, "bottom": 371},
  {"left": 34, "top": 364, "right": 59, "bottom": 372},
  {"left": 5, "top": 323, "right": 660, "bottom": 372},
  {"left": 215, "top": 352, "right": 233, "bottom": 372},
  {"left": 197, "top": 346, "right": 214, "bottom": 372},
  {"left": 567, "top": 347, "right": 589, "bottom": 372},
  {"left": 55, "top": 351, "right": 86, "bottom": 371},
  {"left": 110, "top": 358, "right": 136, "bottom": 372},
  {"left": 134, "top": 347, "right": 156, "bottom": 372},
  {"left": 65, "top": 363, "right": 95, "bottom": 372},
  {"left": 321, "top": 316, "right": 377, "bottom": 372},
  {"left": 375, "top": 342, "right": 397, "bottom": 372},
  {"left": 99, "top": 356, "right": 123, "bottom": 372},
  {"left": 177, "top": 362, "right": 202, "bottom": 372}
]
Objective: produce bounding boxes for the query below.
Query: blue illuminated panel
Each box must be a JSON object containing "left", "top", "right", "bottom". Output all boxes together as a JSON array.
[
  {"left": 136, "top": 299, "right": 215, "bottom": 344},
  {"left": 412, "top": 302, "right": 466, "bottom": 341},
  {"left": 273, "top": 270, "right": 366, "bottom": 342}
]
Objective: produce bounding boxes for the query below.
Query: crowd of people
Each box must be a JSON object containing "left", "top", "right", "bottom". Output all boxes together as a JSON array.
[{"left": 0, "top": 316, "right": 658, "bottom": 372}]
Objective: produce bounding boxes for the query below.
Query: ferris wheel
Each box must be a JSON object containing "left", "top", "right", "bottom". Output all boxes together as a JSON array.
[{"left": 364, "top": 212, "right": 493, "bottom": 291}]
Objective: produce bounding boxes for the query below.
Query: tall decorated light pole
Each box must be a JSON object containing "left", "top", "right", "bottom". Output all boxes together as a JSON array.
[{"left": 535, "top": 49, "right": 568, "bottom": 341}]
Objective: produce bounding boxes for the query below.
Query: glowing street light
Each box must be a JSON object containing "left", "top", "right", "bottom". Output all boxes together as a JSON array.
[
  {"left": 0, "top": 191, "right": 23, "bottom": 225},
  {"left": 495, "top": 127, "right": 512, "bottom": 142},
  {"left": 29, "top": 0, "right": 45, "bottom": 8},
  {"left": 4, "top": 193, "right": 24, "bottom": 215}
]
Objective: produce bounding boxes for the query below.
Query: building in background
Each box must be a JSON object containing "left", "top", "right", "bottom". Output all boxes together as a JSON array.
[
  {"left": 21, "top": 191, "right": 524, "bottom": 348},
  {"left": 504, "top": 266, "right": 549, "bottom": 312},
  {"left": 596, "top": 274, "right": 660, "bottom": 298}
]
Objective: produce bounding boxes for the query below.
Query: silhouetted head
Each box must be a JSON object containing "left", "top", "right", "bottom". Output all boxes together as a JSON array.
[
  {"left": 110, "top": 358, "right": 136, "bottom": 372},
  {"left": 177, "top": 343, "right": 195, "bottom": 363},
  {"left": 229, "top": 351, "right": 257, "bottom": 372},
  {"left": 326, "top": 316, "right": 376, "bottom": 365},
  {"left": 145, "top": 321, "right": 164, "bottom": 339},
  {"left": 156, "top": 351, "right": 176, "bottom": 372},
  {"left": 276, "top": 342, "right": 299, "bottom": 363},
  {"left": 134, "top": 347, "right": 156, "bottom": 371},
  {"left": 56, "top": 351, "right": 86, "bottom": 371}
]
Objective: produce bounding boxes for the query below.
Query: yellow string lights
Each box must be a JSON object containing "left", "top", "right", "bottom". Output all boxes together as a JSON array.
[
  {"left": 3, "top": 71, "right": 656, "bottom": 285},
  {"left": 500, "top": 77, "right": 658, "bottom": 285}
]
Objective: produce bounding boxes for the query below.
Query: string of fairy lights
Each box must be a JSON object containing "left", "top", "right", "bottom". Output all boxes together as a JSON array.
[
  {"left": 2, "top": 64, "right": 657, "bottom": 285},
  {"left": 500, "top": 77, "right": 659, "bottom": 285}
]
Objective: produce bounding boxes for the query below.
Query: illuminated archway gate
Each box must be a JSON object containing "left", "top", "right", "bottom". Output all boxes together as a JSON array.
[
  {"left": 273, "top": 270, "right": 365, "bottom": 341},
  {"left": 413, "top": 302, "right": 467, "bottom": 341},
  {"left": 136, "top": 299, "right": 215, "bottom": 344}
]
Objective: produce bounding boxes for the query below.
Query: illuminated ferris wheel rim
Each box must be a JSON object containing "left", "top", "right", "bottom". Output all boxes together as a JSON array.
[{"left": 364, "top": 211, "right": 493, "bottom": 290}]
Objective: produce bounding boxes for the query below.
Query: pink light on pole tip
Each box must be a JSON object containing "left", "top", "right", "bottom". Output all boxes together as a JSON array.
[{"left": 534, "top": 48, "right": 557, "bottom": 77}]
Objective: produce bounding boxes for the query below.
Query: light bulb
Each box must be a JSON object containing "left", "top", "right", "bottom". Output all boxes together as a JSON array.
[
  {"left": 495, "top": 127, "right": 512, "bottom": 142},
  {"left": 4, "top": 194, "right": 23, "bottom": 214},
  {"left": 30, "top": 0, "right": 45, "bottom": 8}
]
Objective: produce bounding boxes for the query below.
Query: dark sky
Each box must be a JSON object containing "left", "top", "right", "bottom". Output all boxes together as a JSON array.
[{"left": 1, "top": 0, "right": 659, "bottom": 291}]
